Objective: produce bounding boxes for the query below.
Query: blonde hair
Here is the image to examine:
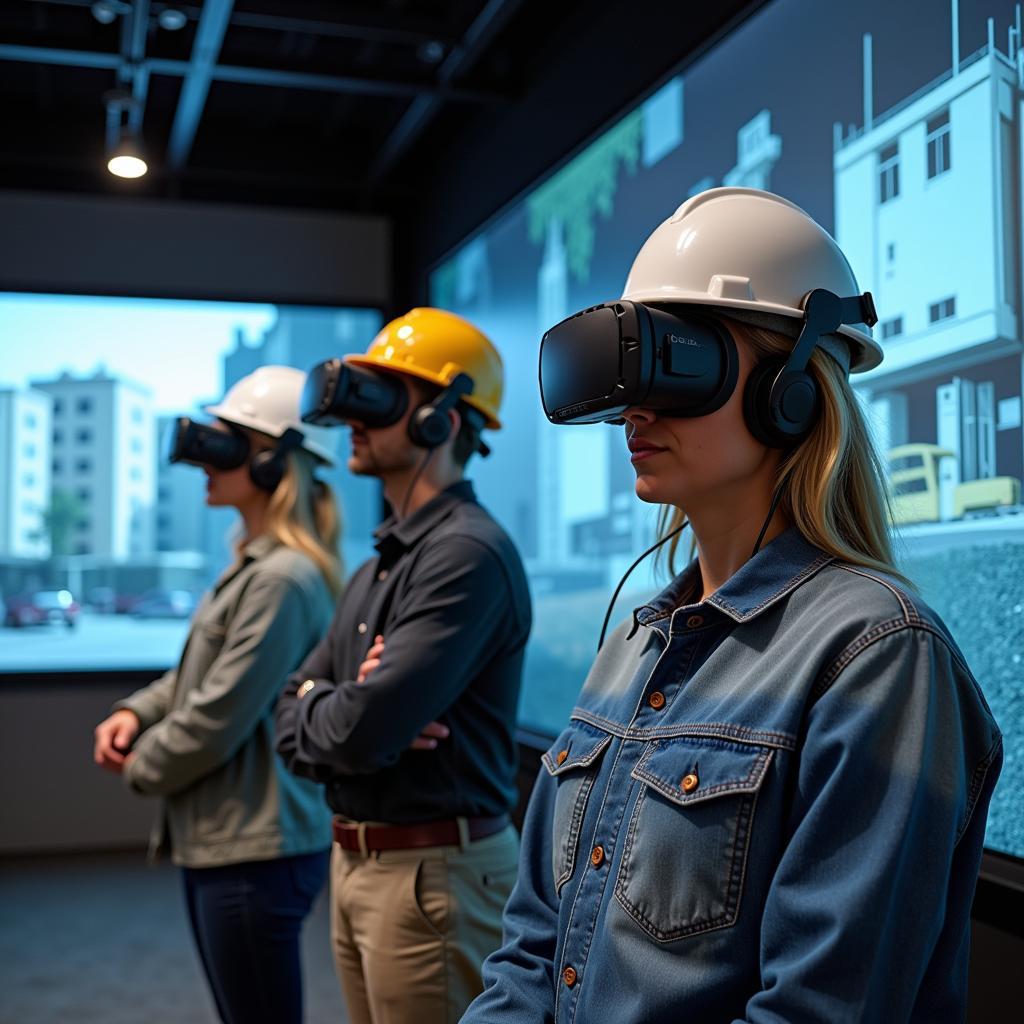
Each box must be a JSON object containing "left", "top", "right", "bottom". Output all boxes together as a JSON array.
[
  {"left": 657, "top": 316, "right": 910, "bottom": 586},
  {"left": 234, "top": 435, "right": 344, "bottom": 597}
]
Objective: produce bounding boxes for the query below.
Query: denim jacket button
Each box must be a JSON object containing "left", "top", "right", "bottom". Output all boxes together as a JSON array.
[
  {"left": 648, "top": 691, "right": 666, "bottom": 710},
  {"left": 556, "top": 749, "right": 569, "bottom": 766},
  {"left": 563, "top": 966, "right": 578, "bottom": 987},
  {"left": 686, "top": 614, "right": 704, "bottom": 628},
  {"left": 590, "top": 845, "right": 605, "bottom": 868},
  {"left": 681, "top": 772, "right": 700, "bottom": 793}
]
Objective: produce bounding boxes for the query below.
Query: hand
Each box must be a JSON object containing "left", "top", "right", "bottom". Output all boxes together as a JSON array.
[
  {"left": 410, "top": 720, "right": 450, "bottom": 751},
  {"left": 357, "top": 635, "right": 385, "bottom": 683},
  {"left": 93, "top": 709, "right": 141, "bottom": 775}
]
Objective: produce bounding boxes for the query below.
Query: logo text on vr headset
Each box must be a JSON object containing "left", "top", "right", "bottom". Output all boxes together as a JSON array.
[{"left": 666, "top": 333, "right": 700, "bottom": 347}]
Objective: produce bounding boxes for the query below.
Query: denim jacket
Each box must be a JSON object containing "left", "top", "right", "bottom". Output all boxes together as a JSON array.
[{"left": 463, "top": 528, "right": 1002, "bottom": 1024}]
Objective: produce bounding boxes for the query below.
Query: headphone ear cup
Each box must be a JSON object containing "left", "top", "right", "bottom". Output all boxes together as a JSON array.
[
  {"left": 743, "top": 360, "right": 787, "bottom": 448},
  {"left": 743, "top": 359, "right": 819, "bottom": 448},
  {"left": 249, "top": 449, "right": 284, "bottom": 492},
  {"left": 409, "top": 406, "right": 450, "bottom": 450}
]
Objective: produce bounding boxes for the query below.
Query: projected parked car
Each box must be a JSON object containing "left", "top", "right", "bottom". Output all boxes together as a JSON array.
[
  {"left": 4, "top": 590, "right": 79, "bottom": 628},
  {"left": 131, "top": 589, "right": 197, "bottom": 619},
  {"left": 889, "top": 444, "right": 1024, "bottom": 525}
]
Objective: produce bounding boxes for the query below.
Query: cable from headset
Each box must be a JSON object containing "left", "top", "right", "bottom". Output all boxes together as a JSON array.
[
  {"left": 749, "top": 473, "right": 789, "bottom": 560},
  {"left": 598, "top": 519, "right": 689, "bottom": 651},
  {"left": 400, "top": 447, "right": 437, "bottom": 519}
]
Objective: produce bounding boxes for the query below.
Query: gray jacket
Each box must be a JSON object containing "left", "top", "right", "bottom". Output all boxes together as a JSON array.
[{"left": 115, "top": 536, "right": 334, "bottom": 867}]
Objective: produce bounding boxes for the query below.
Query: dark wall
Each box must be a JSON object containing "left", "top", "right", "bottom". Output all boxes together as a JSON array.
[
  {"left": 395, "top": 0, "right": 768, "bottom": 309},
  {"left": 0, "top": 674, "right": 157, "bottom": 854},
  {"left": 0, "top": 189, "right": 390, "bottom": 307}
]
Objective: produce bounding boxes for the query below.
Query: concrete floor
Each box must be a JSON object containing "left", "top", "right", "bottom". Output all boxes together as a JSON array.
[{"left": 0, "top": 850, "right": 346, "bottom": 1024}]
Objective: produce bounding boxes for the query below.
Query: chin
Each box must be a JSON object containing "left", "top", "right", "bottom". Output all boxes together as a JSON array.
[{"left": 633, "top": 473, "right": 668, "bottom": 505}]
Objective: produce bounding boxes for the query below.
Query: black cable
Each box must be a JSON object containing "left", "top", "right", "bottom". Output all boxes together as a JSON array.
[
  {"left": 400, "top": 447, "right": 436, "bottom": 518},
  {"left": 598, "top": 519, "right": 689, "bottom": 651},
  {"left": 750, "top": 476, "right": 788, "bottom": 560}
]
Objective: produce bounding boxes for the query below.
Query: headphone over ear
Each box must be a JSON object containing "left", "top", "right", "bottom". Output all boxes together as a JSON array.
[
  {"left": 743, "top": 289, "right": 877, "bottom": 448},
  {"left": 249, "top": 427, "right": 306, "bottom": 492},
  {"left": 407, "top": 372, "right": 475, "bottom": 450}
]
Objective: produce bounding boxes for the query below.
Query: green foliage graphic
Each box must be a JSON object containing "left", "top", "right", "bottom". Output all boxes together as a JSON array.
[{"left": 527, "top": 110, "right": 644, "bottom": 283}]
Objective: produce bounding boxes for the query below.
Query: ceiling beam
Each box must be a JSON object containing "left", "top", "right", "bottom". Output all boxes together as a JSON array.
[
  {"left": 0, "top": 46, "right": 503, "bottom": 103},
  {"left": 124, "top": 0, "right": 151, "bottom": 135},
  {"left": 166, "top": 0, "right": 234, "bottom": 170},
  {"left": 0, "top": 45, "right": 121, "bottom": 71},
  {"left": 369, "top": 0, "right": 525, "bottom": 180},
  {"left": 221, "top": 9, "right": 454, "bottom": 48}
]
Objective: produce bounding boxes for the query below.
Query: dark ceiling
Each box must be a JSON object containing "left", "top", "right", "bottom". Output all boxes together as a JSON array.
[
  {"left": 0, "top": 0, "right": 576, "bottom": 209},
  {"left": 0, "top": 0, "right": 766, "bottom": 251}
]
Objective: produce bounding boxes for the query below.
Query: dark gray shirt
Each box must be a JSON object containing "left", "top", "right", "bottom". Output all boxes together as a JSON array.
[{"left": 275, "top": 481, "right": 532, "bottom": 824}]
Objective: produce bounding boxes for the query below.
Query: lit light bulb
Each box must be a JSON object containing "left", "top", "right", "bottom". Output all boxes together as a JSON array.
[
  {"left": 107, "top": 134, "right": 148, "bottom": 178},
  {"left": 107, "top": 153, "right": 148, "bottom": 178}
]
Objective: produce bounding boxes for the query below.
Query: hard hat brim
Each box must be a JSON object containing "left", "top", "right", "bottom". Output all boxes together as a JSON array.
[
  {"left": 343, "top": 354, "right": 503, "bottom": 430},
  {"left": 623, "top": 291, "right": 883, "bottom": 373},
  {"left": 203, "top": 403, "right": 337, "bottom": 466}
]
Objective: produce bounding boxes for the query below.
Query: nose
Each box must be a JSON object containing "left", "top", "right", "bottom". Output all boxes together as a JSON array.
[{"left": 621, "top": 407, "right": 657, "bottom": 428}]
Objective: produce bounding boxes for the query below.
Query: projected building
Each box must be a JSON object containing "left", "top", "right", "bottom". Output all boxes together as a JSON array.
[
  {"left": 31, "top": 369, "right": 156, "bottom": 559},
  {"left": 835, "top": 17, "right": 1024, "bottom": 520},
  {"left": 0, "top": 387, "right": 52, "bottom": 560}
]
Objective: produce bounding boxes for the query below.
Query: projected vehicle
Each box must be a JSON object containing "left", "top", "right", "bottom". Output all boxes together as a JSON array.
[{"left": 889, "top": 444, "right": 1024, "bottom": 525}]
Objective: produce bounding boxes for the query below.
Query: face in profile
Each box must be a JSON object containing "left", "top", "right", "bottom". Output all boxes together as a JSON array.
[
  {"left": 623, "top": 323, "right": 780, "bottom": 512},
  {"left": 344, "top": 375, "right": 426, "bottom": 478},
  {"left": 203, "top": 422, "right": 267, "bottom": 508}
]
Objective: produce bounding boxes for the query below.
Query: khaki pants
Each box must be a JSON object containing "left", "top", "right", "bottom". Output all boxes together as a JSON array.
[{"left": 330, "top": 824, "right": 519, "bottom": 1024}]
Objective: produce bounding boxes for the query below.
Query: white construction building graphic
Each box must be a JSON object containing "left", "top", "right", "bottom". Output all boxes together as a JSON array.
[{"left": 835, "top": 6, "right": 1024, "bottom": 527}]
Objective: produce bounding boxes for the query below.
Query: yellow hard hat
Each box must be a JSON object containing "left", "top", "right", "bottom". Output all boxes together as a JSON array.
[{"left": 345, "top": 307, "right": 504, "bottom": 429}]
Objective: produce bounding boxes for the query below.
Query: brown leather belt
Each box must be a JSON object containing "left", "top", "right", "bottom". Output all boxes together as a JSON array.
[{"left": 332, "top": 814, "right": 509, "bottom": 853}]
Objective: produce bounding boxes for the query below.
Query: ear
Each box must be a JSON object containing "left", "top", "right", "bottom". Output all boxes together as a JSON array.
[{"left": 445, "top": 405, "right": 462, "bottom": 441}]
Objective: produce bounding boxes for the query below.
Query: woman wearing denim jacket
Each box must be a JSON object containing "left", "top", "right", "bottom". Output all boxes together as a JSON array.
[
  {"left": 462, "top": 188, "right": 1003, "bottom": 1023},
  {"left": 93, "top": 366, "right": 341, "bottom": 1024}
]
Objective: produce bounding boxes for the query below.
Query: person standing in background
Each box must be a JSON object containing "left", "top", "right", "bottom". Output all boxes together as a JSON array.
[
  {"left": 93, "top": 366, "right": 342, "bottom": 1024},
  {"left": 276, "top": 309, "right": 532, "bottom": 1024}
]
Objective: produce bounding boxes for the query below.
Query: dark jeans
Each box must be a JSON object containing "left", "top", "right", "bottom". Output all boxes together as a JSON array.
[{"left": 182, "top": 850, "right": 330, "bottom": 1024}]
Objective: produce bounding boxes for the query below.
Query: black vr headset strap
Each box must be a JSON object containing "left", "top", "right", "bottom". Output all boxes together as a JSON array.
[{"left": 785, "top": 289, "right": 877, "bottom": 377}]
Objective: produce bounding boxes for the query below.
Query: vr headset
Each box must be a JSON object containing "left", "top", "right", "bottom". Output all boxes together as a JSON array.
[
  {"left": 539, "top": 289, "right": 876, "bottom": 443},
  {"left": 301, "top": 359, "right": 490, "bottom": 455},
  {"left": 165, "top": 417, "right": 249, "bottom": 470},
  {"left": 300, "top": 360, "right": 409, "bottom": 429},
  {"left": 165, "top": 418, "right": 305, "bottom": 492}
]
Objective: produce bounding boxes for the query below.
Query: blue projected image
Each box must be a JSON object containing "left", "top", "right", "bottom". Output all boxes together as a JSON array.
[
  {"left": 0, "top": 294, "right": 382, "bottom": 672},
  {"left": 430, "top": 0, "right": 1024, "bottom": 858}
]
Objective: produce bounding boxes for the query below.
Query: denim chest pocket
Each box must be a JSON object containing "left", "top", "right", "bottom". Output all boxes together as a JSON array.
[
  {"left": 542, "top": 725, "right": 612, "bottom": 894},
  {"left": 614, "top": 736, "right": 773, "bottom": 942}
]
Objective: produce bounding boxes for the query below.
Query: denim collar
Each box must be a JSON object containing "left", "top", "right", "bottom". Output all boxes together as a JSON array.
[
  {"left": 374, "top": 479, "right": 477, "bottom": 553},
  {"left": 633, "top": 527, "right": 834, "bottom": 632}
]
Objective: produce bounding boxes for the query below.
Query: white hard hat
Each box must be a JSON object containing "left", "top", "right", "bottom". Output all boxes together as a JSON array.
[
  {"left": 205, "top": 365, "right": 337, "bottom": 466},
  {"left": 622, "top": 187, "right": 882, "bottom": 373}
]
